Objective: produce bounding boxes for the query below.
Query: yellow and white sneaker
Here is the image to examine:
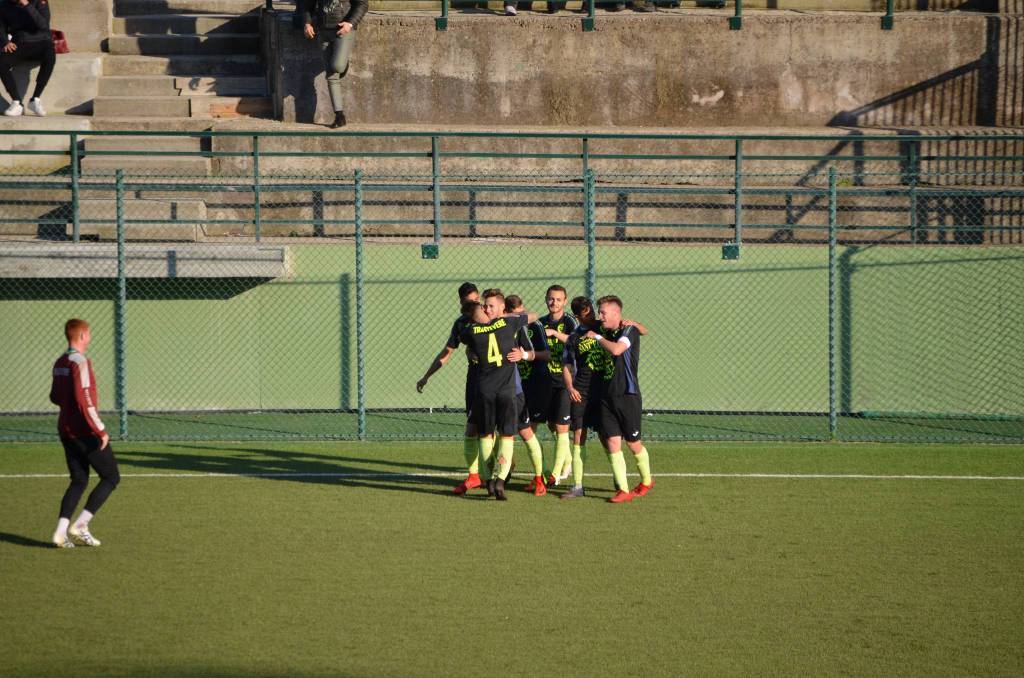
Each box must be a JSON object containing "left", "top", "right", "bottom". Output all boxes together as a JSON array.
[
  {"left": 68, "top": 524, "right": 101, "bottom": 547},
  {"left": 52, "top": 533, "right": 75, "bottom": 548}
]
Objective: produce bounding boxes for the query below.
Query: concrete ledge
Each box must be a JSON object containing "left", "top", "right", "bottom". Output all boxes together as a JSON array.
[
  {"left": 0, "top": 54, "right": 101, "bottom": 116},
  {"left": 0, "top": 243, "right": 293, "bottom": 278},
  {"left": 50, "top": 0, "right": 113, "bottom": 53}
]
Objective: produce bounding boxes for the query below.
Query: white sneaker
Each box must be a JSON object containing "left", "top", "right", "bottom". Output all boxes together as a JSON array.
[
  {"left": 27, "top": 97, "right": 45, "bottom": 116},
  {"left": 68, "top": 524, "right": 101, "bottom": 547},
  {"left": 3, "top": 100, "right": 23, "bottom": 116},
  {"left": 52, "top": 533, "right": 75, "bottom": 548},
  {"left": 504, "top": 4, "right": 517, "bottom": 15}
]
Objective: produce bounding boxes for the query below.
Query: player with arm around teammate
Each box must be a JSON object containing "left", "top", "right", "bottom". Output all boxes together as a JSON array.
[
  {"left": 459, "top": 291, "right": 530, "bottom": 501},
  {"left": 49, "top": 318, "right": 121, "bottom": 547},
  {"left": 586, "top": 295, "right": 654, "bottom": 503},
  {"left": 531, "top": 284, "right": 579, "bottom": 485},
  {"left": 416, "top": 282, "right": 486, "bottom": 495},
  {"left": 504, "top": 294, "right": 550, "bottom": 496}
]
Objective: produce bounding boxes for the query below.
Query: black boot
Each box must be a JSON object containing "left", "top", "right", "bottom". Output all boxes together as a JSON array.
[{"left": 329, "top": 110, "right": 347, "bottom": 129}]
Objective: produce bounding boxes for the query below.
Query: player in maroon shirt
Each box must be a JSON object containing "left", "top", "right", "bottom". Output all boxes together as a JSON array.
[{"left": 49, "top": 318, "right": 120, "bottom": 548}]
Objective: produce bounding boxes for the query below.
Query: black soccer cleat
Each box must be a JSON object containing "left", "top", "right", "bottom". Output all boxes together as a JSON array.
[
  {"left": 486, "top": 478, "right": 496, "bottom": 497},
  {"left": 494, "top": 478, "right": 508, "bottom": 501},
  {"left": 329, "top": 111, "right": 347, "bottom": 129}
]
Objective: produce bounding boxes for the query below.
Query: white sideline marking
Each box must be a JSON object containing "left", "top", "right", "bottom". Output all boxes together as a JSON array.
[{"left": 1, "top": 472, "right": 1023, "bottom": 481}]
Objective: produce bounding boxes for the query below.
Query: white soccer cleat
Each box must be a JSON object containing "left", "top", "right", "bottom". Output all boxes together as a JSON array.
[
  {"left": 3, "top": 100, "right": 23, "bottom": 117},
  {"left": 504, "top": 4, "right": 517, "bottom": 14},
  {"left": 559, "top": 461, "right": 572, "bottom": 482},
  {"left": 52, "top": 533, "right": 75, "bottom": 548},
  {"left": 27, "top": 97, "right": 45, "bottom": 116},
  {"left": 68, "top": 524, "right": 101, "bottom": 547}
]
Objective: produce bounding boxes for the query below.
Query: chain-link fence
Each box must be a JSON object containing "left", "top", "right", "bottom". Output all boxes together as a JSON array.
[{"left": 1, "top": 163, "right": 1021, "bottom": 443}]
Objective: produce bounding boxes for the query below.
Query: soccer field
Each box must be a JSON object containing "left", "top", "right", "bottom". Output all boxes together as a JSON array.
[{"left": 2, "top": 441, "right": 1023, "bottom": 677}]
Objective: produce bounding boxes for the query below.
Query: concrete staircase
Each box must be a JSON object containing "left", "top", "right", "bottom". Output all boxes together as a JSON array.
[{"left": 86, "top": 0, "right": 271, "bottom": 175}]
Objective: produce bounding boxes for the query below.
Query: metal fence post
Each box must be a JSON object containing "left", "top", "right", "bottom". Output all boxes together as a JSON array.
[
  {"left": 730, "top": 0, "right": 742, "bottom": 30},
  {"left": 734, "top": 139, "right": 743, "bottom": 247},
  {"left": 584, "top": 169, "right": 596, "bottom": 301},
  {"left": 881, "top": 0, "right": 894, "bottom": 30},
  {"left": 828, "top": 167, "right": 838, "bottom": 440},
  {"left": 436, "top": 0, "right": 448, "bottom": 30},
  {"left": 583, "top": 0, "right": 595, "bottom": 31},
  {"left": 431, "top": 135, "right": 442, "bottom": 243},
  {"left": 253, "top": 135, "right": 262, "bottom": 242},
  {"left": 908, "top": 140, "right": 919, "bottom": 244},
  {"left": 115, "top": 169, "right": 128, "bottom": 440},
  {"left": 354, "top": 169, "right": 366, "bottom": 441},
  {"left": 70, "top": 133, "right": 80, "bottom": 243}
]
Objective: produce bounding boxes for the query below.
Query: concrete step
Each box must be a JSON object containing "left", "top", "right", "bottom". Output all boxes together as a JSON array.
[
  {"left": 84, "top": 136, "right": 205, "bottom": 153},
  {"left": 174, "top": 76, "right": 267, "bottom": 96},
  {"left": 81, "top": 154, "right": 213, "bottom": 174},
  {"left": 94, "top": 96, "right": 191, "bottom": 118},
  {"left": 114, "top": 0, "right": 264, "bottom": 16},
  {"left": 107, "top": 33, "right": 260, "bottom": 56},
  {"left": 98, "top": 75, "right": 178, "bottom": 97},
  {"left": 190, "top": 96, "right": 273, "bottom": 118},
  {"left": 93, "top": 95, "right": 272, "bottom": 118},
  {"left": 67, "top": 199, "right": 208, "bottom": 241},
  {"left": 103, "top": 54, "right": 264, "bottom": 77},
  {"left": 113, "top": 13, "right": 260, "bottom": 35},
  {"left": 90, "top": 117, "right": 217, "bottom": 132}
]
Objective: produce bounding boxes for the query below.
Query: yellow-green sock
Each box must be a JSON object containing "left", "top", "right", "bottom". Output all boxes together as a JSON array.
[
  {"left": 497, "top": 438, "right": 515, "bottom": 480},
  {"left": 608, "top": 450, "right": 629, "bottom": 492},
  {"left": 524, "top": 436, "right": 544, "bottom": 476},
  {"left": 572, "top": 443, "right": 586, "bottom": 487},
  {"left": 464, "top": 436, "right": 479, "bottom": 474},
  {"left": 479, "top": 436, "right": 495, "bottom": 477},
  {"left": 552, "top": 431, "right": 571, "bottom": 477},
  {"left": 634, "top": 446, "right": 652, "bottom": 485}
]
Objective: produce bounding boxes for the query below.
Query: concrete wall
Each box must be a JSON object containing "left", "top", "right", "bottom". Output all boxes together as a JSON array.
[
  {"left": 268, "top": 12, "right": 1024, "bottom": 128},
  {"left": 0, "top": 54, "right": 101, "bottom": 115},
  {"left": 49, "top": 0, "right": 113, "bottom": 53}
]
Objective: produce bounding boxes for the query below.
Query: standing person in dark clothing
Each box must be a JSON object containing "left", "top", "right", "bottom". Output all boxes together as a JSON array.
[
  {"left": 49, "top": 319, "right": 120, "bottom": 548},
  {"left": 300, "top": 0, "right": 368, "bottom": 129},
  {"left": 0, "top": 0, "right": 54, "bottom": 116}
]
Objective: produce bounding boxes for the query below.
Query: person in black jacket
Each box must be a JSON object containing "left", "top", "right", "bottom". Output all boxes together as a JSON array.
[
  {"left": 0, "top": 0, "right": 54, "bottom": 116},
  {"left": 301, "top": 0, "right": 368, "bottom": 129}
]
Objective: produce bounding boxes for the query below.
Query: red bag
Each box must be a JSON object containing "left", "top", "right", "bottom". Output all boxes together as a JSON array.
[{"left": 51, "top": 29, "right": 68, "bottom": 54}]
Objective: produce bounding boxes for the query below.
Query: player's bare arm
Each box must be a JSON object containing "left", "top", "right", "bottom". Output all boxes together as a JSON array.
[
  {"left": 563, "top": 366, "right": 582, "bottom": 403},
  {"left": 416, "top": 344, "right": 456, "bottom": 392},
  {"left": 586, "top": 330, "right": 630, "bottom": 357},
  {"left": 621, "top": 319, "right": 649, "bottom": 335}
]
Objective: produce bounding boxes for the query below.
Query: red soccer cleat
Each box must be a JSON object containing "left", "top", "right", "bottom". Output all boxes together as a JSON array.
[
  {"left": 608, "top": 490, "right": 635, "bottom": 504},
  {"left": 632, "top": 480, "right": 654, "bottom": 497},
  {"left": 453, "top": 474, "right": 482, "bottom": 495},
  {"left": 546, "top": 473, "right": 558, "bottom": 487},
  {"left": 532, "top": 477, "right": 547, "bottom": 496}
]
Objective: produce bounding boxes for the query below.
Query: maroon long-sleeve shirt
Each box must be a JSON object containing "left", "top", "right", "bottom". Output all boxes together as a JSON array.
[{"left": 49, "top": 349, "right": 106, "bottom": 440}]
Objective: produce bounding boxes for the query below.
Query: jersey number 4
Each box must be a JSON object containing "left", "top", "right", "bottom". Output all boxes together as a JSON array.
[{"left": 487, "top": 334, "right": 503, "bottom": 367}]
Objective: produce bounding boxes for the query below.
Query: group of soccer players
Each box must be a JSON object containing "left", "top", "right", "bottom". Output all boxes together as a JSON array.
[{"left": 416, "top": 282, "right": 654, "bottom": 503}]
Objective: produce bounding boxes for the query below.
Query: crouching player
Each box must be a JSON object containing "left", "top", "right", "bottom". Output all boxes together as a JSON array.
[{"left": 49, "top": 318, "right": 121, "bottom": 547}]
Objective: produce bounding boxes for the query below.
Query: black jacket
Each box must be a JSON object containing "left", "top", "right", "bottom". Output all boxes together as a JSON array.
[
  {"left": 300, "top": 0, "right": 368, "bottom": 31},
  {"left": 0, "top": 0, "right": 51, "bottom": 48}
]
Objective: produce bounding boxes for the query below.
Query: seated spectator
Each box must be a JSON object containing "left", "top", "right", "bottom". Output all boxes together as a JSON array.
[
  {"left": 0, "top": 0, "right": 54, "bottom": 117},
  {"left": 301, "top": 0, "right": 369, "bottom": 129}
]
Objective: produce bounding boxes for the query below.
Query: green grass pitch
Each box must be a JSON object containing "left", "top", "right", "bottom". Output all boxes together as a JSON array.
[{"left": 2, "top": 440, "right": 1023, "bottom": 677}]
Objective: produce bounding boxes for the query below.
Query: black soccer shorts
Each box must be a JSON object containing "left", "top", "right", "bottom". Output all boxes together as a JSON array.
[
  {"left": 472, "top": 389, "right": 518, "bottom": 437},
  {"left": 515, "top": 392, "right": 531, "bottom": 430},
  {"left": 529, "top": 381, "right": 571, "bottom": 427},
  {"left": 599, "top": 394, "right": 643, "bottom": 442}
]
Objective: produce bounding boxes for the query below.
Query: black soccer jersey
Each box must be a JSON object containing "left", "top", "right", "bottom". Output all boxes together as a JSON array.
[
  {"left": 460, "top": 314, "right": 527, "bottom": 396},
  {"left": 516, "top": 321, "right": 548, "bottom": 383},
  {"left": 598, "top": 324, "right": 641, "bottom": 397},
  {"left": 563, "top": 326, "right": 608, "bottom": 395},
  {"left": 539, "top": 313, "right": 579, "bottom": 387},
  {"left": 446, "top": 313, "right": 479, "bottom": 370}
]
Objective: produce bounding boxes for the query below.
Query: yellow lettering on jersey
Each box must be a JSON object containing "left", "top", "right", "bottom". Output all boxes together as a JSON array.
[{"left": 473, "top": 318, "right": 507, "bottom": 334}]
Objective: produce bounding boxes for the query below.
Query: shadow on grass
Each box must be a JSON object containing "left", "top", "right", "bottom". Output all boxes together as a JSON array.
[
  {"left": 0, "top": 531, "right": 53, "bottom": 549},
  {"left": 116, "top": 444, "right": 463, "bottom": 498}
]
